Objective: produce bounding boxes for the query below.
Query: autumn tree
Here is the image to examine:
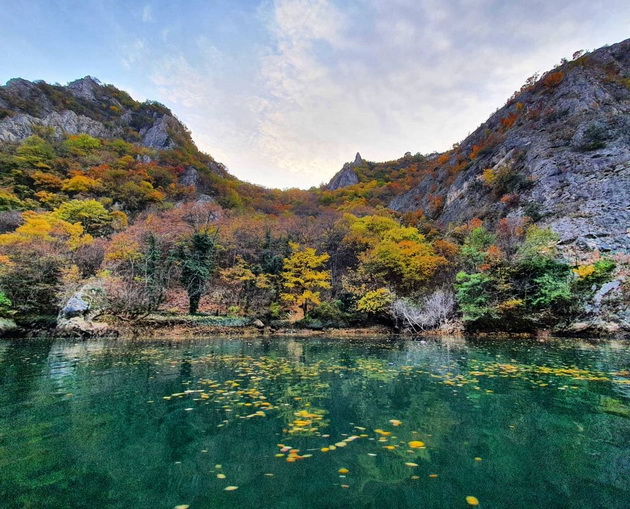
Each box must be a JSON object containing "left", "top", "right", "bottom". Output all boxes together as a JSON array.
[{"left": 281, "top": 243, "right": 331, "bottom": 315}]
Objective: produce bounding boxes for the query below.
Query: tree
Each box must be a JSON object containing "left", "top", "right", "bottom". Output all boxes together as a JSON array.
[
  {"left": 175, "top": 231, "right": 217, "bottom": 314},
  {"left": 52, "top": 199, "right": 113, "bottom": 236},
  {"left": 281, "top": 243, "right": 331, "bottom": 315}
]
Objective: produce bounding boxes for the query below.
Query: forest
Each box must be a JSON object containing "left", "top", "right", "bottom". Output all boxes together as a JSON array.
[{"left": 0, "top": 121, "right": 623, "bottom": 335}]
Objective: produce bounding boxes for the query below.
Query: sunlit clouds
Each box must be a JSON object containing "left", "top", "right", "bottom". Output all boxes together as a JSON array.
[{"left": 1, "top": 0, "right": 630, "bottom": 188}]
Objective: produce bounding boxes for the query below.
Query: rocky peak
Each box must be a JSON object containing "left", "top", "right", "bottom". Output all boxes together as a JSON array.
[
  {"left": 326, "top": 152, "right": 364, "bottom": 190},
  {"left": 67, "top": 76, "right": 102, "bottom": 101}
]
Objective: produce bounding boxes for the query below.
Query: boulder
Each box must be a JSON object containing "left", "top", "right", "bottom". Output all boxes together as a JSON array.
[
  {"left": 0, "top": 318, "right": 18, "bottom": 336},
  {"left": 57, "top": 280, "right": 112, "bottom": 338}
]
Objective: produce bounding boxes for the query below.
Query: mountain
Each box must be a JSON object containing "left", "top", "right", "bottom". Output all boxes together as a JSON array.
[
  {"left": 387, "top": 39, "right": 630, "bottom": 253},
  {"left": 0, "top": 76, "right": 229, "bottom": 177},
  {"left": 0, "top": 41, "right": 629, "bottom": 336}
]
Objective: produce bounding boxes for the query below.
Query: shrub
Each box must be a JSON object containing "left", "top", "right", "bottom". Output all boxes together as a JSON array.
[
  {"left": 0, "top": 290, "right": 12, "bottom": 318},
  {"left": 579, "top": 124, "right": 608, "bottom": 151},
  {"left": 392, "top": 289, "right": 454, "bottom": 332},
  {"left": 543, "top": 71, "right": 565, "bottom": 88},
  {"left": 455, "top": 272, "right": 496, "bottom": 325}
]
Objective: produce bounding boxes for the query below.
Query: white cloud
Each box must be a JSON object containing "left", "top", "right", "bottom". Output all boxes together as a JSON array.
[
  {"left": 142, "top": 4, "right": 153, "bottom": 23},
  {"left": 120, "top": 0, "right": 630, "bottom": 189}
]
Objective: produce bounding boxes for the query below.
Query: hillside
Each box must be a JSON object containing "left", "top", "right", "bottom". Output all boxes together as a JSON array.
[
  {"left": 0, "top": 41, "right": 628, "bottom": 337},
  {"left": 324, "top": 40, "right": 630, "bottom": 254}
]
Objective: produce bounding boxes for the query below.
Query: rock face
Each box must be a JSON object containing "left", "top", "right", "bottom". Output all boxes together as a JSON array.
[
  {"left": 0, "top": 76, "right": 183, "bottom": 150},
  {"left": 57, "top": 281, "right": 115, "bottom": 338},
  {"left": 389, "top": 39, "right": 630, "bottom": 254},
  {"left": 327, "top": 152, "right": 363, "bottom": 190}
]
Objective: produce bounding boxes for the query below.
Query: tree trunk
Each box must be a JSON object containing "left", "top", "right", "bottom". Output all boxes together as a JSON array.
[{"left": 189, "top": 293, "right": 200, "bottom": 315}]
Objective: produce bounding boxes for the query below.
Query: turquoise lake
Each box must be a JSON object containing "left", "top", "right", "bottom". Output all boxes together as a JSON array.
[{"left": 1, "top": 336, "right": 629, "bottom": 508}]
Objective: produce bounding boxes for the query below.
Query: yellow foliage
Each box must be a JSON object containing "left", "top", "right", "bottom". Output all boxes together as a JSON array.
[
  {"left": 496, "top": 299, "right": 524, "bottom": 312},
  {"left": 481, "top": 168, "right": 496, "bottom": 186},
  {"left": 357, "top": 287, "right": 394, "bottom": 314},
  {"left": 105, "top": 232, "right": 142, "bottom": 262},
  {"left": 281, "top": 243, "right": 331, "bottom": 313},
  {"left": 573, "top": 265, "right": 595, "bottom": 279},
  {"left": 62, "top": 175, "right": 102, "bottom": 193},
  {"left": 0, "top": 211, "right": 92, "bottom": 250}
]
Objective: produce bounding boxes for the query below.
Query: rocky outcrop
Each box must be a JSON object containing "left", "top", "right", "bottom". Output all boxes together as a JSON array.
[
  {"left": 140, "top": 115, "right": 175, "bottom": 149},
  {"left": 0, "top": 110, "right": 116, "bottom": 142},
  {"left": 0, "top": 318, "right": 18, "bottom": 336},
  {"left": 0, "top": 77, "right": 184, "bottom": 151},
  {"left": 389, "top": 39, "right": 630, "bottom": 254},
  {"left": 56, "top": 281, "right": 116, "bottom": 338},
  {"left": 557, "top": 278, "right": 629, "bottom": 336},
  {"left": 67, "top": 76, "right": 101, "bottom": 102},
  {"left": 327, "top": 152, "right": 363, "bottom": 190}
]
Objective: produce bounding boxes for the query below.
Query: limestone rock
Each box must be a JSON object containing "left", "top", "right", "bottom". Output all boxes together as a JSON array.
[
  {"left": 326, "top": 152, "right": 363, "bottom": 190},
  {"left": 140, "top": 115, "right": 175, "bottom": 149},
  {"left": 57, "top": 281, "right": 111, "bottom": 338},
  {"left": 67, "top": 76, "right": 102, "bottom": 101}
]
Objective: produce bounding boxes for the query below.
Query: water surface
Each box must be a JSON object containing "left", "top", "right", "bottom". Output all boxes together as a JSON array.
[{"left": 1, "top": 336, "right": 629, "bottom": 508}]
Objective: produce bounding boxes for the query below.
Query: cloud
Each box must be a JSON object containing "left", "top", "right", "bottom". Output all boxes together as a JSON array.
[
  {"left": 232, "top": 0, "right": 630, "bottom": 187},
  {"left": 111, "top": 0, "right": 630, "bottom": 189},
  {"left": 142, "top": 4, "right": 153, "bottom": 23}
]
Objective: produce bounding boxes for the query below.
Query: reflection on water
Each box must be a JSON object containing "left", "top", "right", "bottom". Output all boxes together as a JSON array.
[{"left": 0, "top": 336, "right": 629, "bottom": 508}]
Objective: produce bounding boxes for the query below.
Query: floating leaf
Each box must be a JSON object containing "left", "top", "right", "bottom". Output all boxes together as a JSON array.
[
  {"left": 466, "top": 496, "right": 479, "bottom": 506},
  {"left": 217, "top": 473, "right": 226, "bottom": 479},
  {"left": 389, "top": 419, "right": 402, "bottom": 426},
  {"left": 224, "top": 486, "right": 239, "bottom": 491},
  {"left": 338, "top": 468, "right": 349, "bottom": 474},
  {"left": 408, "top": 441, "right": 425, "bottom": 448},
  {"left": 405, "top": 462, "right": 418, "bottom": 467}
]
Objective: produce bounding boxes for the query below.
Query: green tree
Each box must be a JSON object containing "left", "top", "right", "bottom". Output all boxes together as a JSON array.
[
  {"left": 175, "top": 231, "right": 217, "bottom": 314},
  {"left": 16, "top": 136, "right": 56, "bottom": 168},
  {"left": 0, "top": 290, "right": 12, "bottom": 318}
]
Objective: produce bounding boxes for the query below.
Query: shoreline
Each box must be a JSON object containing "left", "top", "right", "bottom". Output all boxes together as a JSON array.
[{"left": 2, "top": 319, "right": 628, "bottom": 341}]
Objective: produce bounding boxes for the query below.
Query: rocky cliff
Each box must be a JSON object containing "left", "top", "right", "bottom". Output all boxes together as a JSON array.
[
  {"left": 389, "top": 40, "right": 630, "bottom": 254},
  {"left": 0, "top": 76, "right": 229, "bottom": 178}
]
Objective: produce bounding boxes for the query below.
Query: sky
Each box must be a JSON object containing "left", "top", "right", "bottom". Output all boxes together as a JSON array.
[{"left": 1, "top": 1, "right": 630, "bottom": 189}]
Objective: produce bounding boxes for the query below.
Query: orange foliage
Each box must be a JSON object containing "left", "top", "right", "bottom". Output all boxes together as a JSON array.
[
  {"left": 543, "top": 71, "right": 564, "bottom": 88},
  {"left": 500, "top": 112, "right": 518, "bottom": 130},
  {"left": 433, "top": 239, "right": 459, "bottom": 260},
  {"left": 437, "top": 153, "right": 450, "bottom": 165}
]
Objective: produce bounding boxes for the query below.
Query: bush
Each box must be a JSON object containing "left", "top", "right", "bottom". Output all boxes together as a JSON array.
[
  {"left": 455, "top": 272, "right": 496, "bottom": 326},
  {"left": 579, "top": 124, "right": 608, "bottom": 151},
  {"left": 0, "top": 253, "right": 63, "bottom": 317},
  {"left": 392, "top": 289, "right": 454, "bottom": 332},
  {"left": 0, "top": 290, "right": 12, "bottom": 318},
  {"left": 308, "top": 300, "right": 350, "bottom": 326}
]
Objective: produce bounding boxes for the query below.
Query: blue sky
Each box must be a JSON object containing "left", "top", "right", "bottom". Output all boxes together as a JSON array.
[{"left": 2, "top": 0, "right": 630, "bottom": 189}]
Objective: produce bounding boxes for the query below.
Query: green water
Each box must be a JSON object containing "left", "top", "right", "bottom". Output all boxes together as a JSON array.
[{"left": 1, "top": 337, "right": 629, "bottom": 508}]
